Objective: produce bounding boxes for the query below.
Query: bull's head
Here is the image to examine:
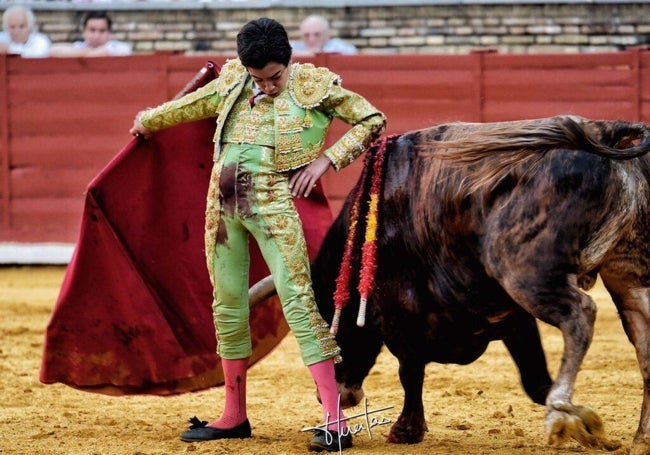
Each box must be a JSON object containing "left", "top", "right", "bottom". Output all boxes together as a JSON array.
[{"left": 327, "top": 300, "right": 383, "bottom": 409}]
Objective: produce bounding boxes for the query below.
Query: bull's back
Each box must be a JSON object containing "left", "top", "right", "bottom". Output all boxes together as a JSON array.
[
  {"left": 380, "top": 122, "right": 648, "bottom": 297},
  {"left": 394, "top": 125, "right": 650, "bottom": 294}
]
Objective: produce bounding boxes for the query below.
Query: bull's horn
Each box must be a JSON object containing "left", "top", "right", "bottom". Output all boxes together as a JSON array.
[{"left": 249, "top": 275, "right": 277, "bottom": 308}]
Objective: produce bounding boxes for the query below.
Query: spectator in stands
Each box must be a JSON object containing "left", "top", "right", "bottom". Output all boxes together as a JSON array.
[
  {"left": 292, "top": 14, "right": 357, "bottom": 55},
  {"left": 0, "top": 5, "right": 51, "bottom": 58},
  {"left": 49, "top": 11, "right": 131, "bottom": 57}
]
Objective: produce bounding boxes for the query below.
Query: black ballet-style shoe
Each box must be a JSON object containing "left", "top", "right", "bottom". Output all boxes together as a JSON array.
[
  {"left": 309, "top": 428, "right": 353, "bottom": 452},
  {"left": 179, "top": 416, "right": 252, "bottom": 442}
]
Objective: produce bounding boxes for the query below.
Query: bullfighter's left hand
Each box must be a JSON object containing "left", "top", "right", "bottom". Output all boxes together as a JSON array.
[{"left": 289, "top": 155, "right": 333, "bottom": 198}]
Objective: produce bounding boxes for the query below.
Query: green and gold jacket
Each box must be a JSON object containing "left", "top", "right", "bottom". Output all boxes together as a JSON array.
[{"left": 139, "top": 58, "right": 386, "bottom": 171}]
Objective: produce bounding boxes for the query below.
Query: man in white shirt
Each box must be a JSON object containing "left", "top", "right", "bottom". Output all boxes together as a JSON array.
[
  {"left": 0, "top": 5, "right": 51, "bottom": 58},
  {"left": 292, "top": 15, "right": 358, "bottom": 55},
  {"left": 50, "top": 11, "right": 132, "bottom": 57}
]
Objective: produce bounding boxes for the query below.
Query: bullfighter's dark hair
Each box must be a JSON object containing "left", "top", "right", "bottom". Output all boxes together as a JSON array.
[{"left": 237, "top": 17, "right": 292, "bottom": 69}]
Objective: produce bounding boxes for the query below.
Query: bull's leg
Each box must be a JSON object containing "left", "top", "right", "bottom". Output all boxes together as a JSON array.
[
  {"left": 387, "top": 359, "right": 428, "bottom": 443},
  {"left": 541, "top": 293, "right": 616, "bottom": 450},
  {"left": 600, "top": 265, "right": 650, "bottom": 455},
  {"left": 502, "top": 274, "right": 616, "bottom": 450},
  {"left": 501, "top": 310, "right": 553, "bottom": 405}
]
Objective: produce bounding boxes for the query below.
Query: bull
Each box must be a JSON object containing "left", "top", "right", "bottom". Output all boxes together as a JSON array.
[{"left": 250, "top": 115, "right": 650, "bottom": 453}]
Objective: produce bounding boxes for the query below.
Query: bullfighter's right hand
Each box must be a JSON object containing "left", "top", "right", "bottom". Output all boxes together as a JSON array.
[{"left": 129, "top": 112, "right": 151, "bottom": 139}]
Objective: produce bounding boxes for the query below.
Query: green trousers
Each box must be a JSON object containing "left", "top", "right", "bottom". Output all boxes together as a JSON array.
[{"left": 210, "top": 143, "right": 340, "bottom": 365}]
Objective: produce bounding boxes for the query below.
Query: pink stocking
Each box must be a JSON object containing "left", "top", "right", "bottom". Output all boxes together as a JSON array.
[
  {"left": 210, "top": 357, "right": 248, "bottom": 429},
  {"left": 308, "top": 358, "right": 347, "bottom": 433}
]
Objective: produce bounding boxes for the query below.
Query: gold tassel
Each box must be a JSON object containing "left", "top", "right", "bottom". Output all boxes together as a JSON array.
[{"left": 303, "top": 109, "right": 312, "bottom": 129}]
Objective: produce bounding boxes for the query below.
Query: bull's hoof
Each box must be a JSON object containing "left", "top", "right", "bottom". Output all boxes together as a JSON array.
[
  {"left": 630, "top": 433, "right": 650, "bottom": 455},
  {"left": 631, "top": 444, "right": 650, "bottom": 455},
  {"left": 386, "top": 415, "right": 428, "bottom": 444},
  {"left": 545, "top": 401, "right": 620, "bottom": 451}
]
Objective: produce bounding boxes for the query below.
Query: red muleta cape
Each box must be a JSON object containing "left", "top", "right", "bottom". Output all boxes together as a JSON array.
[{"left": 39, "top": 62, "right": 334, "bottom": 395}]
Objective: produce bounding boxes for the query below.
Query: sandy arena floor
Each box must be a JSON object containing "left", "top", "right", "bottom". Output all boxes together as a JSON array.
[{"left": 0, "top": 265, "right": 640, "bottom": 454}]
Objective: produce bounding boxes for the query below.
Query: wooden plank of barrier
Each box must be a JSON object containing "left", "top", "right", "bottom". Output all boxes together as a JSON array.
[
  {"left": 483, "top": 100, "right": 636, "bottom": 123},
  {"left": 11, "top": 167, "right": 94, "bottom": 199},
  {"left": 10, "top": 197, "right": 81, "bottom": 242},
  {"left": 482, "top": 51, "right": 632, "bottom": 69},
  {"left": 482, "top": 50, "right": 637, "bottom": 122},
  {"left": 0, "top": 54, "right": 9, "bottom": 230},
  {"left": 11, "top": 136, "right": 118, "bottom": 168},
  {"left": 484, "top": 70, "right": 632, "bottom": 101},
  {"left": 165, "top": 55, "right": 214, "bottom": 97},
  {"left": 1, "top": 55, "right": 169, "bottom": 242},
  {"left": 639, "top": 49, "right": 650, "bottom": 123},
  {"left": 2, "top": 51, "right": 650, "bottom": 244}
]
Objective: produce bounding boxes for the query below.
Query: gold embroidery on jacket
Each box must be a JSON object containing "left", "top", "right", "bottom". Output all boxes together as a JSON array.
[
  {"left": 288, "top": 64, "right": 340, "bottom": 109},
  {"left": 221, "top": 81, "right": 274, "bottom": 148},
  {"left": 140, "top": 84, "right": 219, "bottom": 132},
  {"left": 216, "top": 59, "right": 247, "bottom": 97},
  {"left": 275, "top": 98, "right": 291, "bottom": 115},
  {"left": 276, "top": 134, "right": 303, "bottom": 153},
  {"left": 276, "top": 115, "right": 303, "bottom": 135},
  {"left": 326, "top": 125, "right": 369, "bottom": 169}
]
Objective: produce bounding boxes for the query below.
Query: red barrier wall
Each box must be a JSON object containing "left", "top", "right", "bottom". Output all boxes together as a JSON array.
[{"left": 1, "top": 49, "right": 650, "bottom": 245}]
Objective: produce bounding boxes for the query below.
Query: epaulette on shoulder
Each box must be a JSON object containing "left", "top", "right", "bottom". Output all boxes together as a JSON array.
[
  {"left": 288, "top": 63, "right": 341, "bottom": 109},
  {"left": 216, "top": 58, "right": 247, "bottom": 97}
]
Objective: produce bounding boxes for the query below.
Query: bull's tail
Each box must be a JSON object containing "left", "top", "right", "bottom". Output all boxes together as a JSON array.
[
  {"left": 560, "top": 117, "right": 650, "bottom": 160},
  {"left": 427, "top": 115, "right": 650, "bottom": 164}
]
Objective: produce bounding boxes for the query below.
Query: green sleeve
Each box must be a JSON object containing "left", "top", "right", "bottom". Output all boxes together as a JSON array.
[
  {"left": 320, "top": 84, "right": 386, "bottom": 170},
  {"left": 139, "top": 79, "right": 222, "bottom": 132}
]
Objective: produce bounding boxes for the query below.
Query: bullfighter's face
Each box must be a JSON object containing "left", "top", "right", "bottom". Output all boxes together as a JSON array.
[{"left": 247, "top": 62, "right": 289, "bottom": 98}]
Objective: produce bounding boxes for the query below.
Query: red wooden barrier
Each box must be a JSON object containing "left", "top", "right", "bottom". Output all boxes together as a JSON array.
[{"left": 1, "top": 49, "right": 649, "bottom": 252}]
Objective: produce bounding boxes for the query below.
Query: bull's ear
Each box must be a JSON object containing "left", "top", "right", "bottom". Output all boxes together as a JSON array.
[{"left": 249, "top": 275, "right": 276, "bottom": 307}]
